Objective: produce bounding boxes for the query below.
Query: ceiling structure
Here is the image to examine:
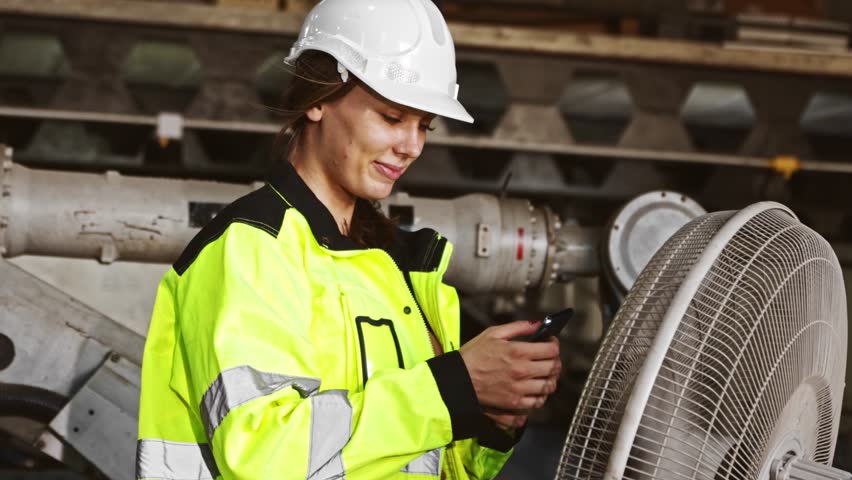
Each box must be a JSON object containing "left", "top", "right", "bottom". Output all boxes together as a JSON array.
[{"left": 0, "top": 0, "right": 851, "bottom": 255}]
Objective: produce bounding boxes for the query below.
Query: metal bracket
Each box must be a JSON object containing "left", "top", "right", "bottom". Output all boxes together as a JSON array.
[
  {"left": 476, "top": 223, "right": 492, "bottom": 257},
  {"left": 156, "top": 112, "right": 184, "bottom": 147},
  {"left": 41, "top": 355, "right": 141, "bottom": 480}
]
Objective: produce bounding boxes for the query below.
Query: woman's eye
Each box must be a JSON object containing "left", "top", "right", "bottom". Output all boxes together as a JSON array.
[
  {"left": 382, "top": 114, "right": 402, "bottom": 124},
  {"left": 420, "top": 123, "right": 436, "bottom": 132}
]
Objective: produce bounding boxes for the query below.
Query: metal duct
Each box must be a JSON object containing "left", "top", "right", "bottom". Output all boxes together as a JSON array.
[
  {"left": 381, "top": 192, "right": 600, "bottom": 294},
  {"left": 0, "top": 146, "right": 602, "bottom": 294},
  {"left": 0, "top": 147, "right": 256, "bottom": 263}
]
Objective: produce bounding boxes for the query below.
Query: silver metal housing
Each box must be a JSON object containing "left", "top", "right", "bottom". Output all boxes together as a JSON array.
[{"left": 604, "top": 190, "right": 706, "bottom": 293}]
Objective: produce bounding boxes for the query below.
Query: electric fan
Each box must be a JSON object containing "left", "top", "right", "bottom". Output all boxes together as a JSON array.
[{"left": 556, "top": 202, "right": 849, "bottom": 480}]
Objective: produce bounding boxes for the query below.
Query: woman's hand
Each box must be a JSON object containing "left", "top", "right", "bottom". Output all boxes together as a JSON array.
[
  {"left": 484, "top": 407, "right": 528, "bottom": 431},
  {"left": 459, "top": 321, "right": 561, "bottom": 415}
]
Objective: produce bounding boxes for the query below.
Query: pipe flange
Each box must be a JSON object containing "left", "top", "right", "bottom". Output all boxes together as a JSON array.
[
  {"left": 538, "top": 205, "right": 562, "bottom": 289},
  {"left": 522, "top": 201, "right": 549, "bottom": 292}
]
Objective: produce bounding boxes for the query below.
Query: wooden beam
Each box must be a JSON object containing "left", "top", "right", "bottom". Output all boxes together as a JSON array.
[
  {"left": 1, "top": 0, "right": 852, "bottom": 77},
  {"left": 0, "top": 0, "right": 304, "bottom": 33},
  {"left": 450, "top": 22, "right": 852, "bottom": 78},
  {"left": 440, "top": 1, "right": 618, "bottom": 30}
]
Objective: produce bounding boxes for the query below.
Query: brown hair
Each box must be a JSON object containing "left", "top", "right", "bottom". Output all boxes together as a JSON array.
[{"left": 273, "top": 51, "right": 398, "bottom": 250}]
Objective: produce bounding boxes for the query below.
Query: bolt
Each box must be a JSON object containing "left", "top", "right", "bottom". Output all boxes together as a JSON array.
[
  {"left": 553, "top": 263, "right": 560, "bottom": 271},
  {"left": 530, "top": 217, "right": 537, "bottom": 224},
  {"left": 554, "top": 221, "right": 562, "bottom": 230},
  {"left": 100, "top": 244, "right": 118, "bottom": 264}
]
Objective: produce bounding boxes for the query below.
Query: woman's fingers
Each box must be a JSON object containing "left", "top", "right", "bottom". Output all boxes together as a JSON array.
[
  {"left": 528, "top": 357, "right": 562, "bottom": 379},
  {"left": 514, "top": 378, "right": 557, "bottom": 398},
  {"left": 484, "top": 409, "right": 529, "bottom": 430},
  {"left": 460, "top": 322, "right": 562, "bottom": 412},
  {"left": 507, "top": 337, "right": 561, "bottom": 361}
]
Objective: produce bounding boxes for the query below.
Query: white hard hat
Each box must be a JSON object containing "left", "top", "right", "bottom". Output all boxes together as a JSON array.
[{"left": 286, "top": 0, "right": 474, "bottom": 123}]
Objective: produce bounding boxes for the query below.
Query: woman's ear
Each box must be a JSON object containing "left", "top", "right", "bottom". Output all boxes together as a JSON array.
[{"left": 306, "top": 105, "right": 323, "bottom": 122}]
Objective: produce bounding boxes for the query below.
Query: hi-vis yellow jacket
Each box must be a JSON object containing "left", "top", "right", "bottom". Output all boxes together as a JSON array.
[{"left": 137, "top": 162, "right": 514, "bottom": 479}]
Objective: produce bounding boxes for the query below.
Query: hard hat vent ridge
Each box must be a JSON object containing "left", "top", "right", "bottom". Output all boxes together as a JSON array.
[
  {"left": 421, "top": 0, "right": 447, "bottom": 46},
  {"left": 292, "top": 33, "right": 367, "bottom": 74}
]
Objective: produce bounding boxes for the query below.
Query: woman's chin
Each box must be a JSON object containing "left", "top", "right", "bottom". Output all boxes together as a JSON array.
[{"left": 359, "top": 181, "right": 395, "bottom": 201}]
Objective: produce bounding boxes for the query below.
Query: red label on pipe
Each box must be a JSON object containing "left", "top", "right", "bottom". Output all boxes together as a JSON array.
[{"left": 517, "top": 227, "right": 524, "bottom": 260}]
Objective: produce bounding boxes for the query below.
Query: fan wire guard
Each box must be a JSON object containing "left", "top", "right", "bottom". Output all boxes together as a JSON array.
[{"left": 557, "top": 204, "right": 847, "bottom": 480}]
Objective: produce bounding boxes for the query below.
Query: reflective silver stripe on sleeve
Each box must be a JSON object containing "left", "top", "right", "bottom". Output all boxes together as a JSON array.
[
  {"left": 136, "top": 439, "right": 219, "bottom": 480},
  {"left": 200, "top": 365, "right": 321, "bottom": 438},
  {"left": 400, "top": 448, "right": 442, "bottom": 476},
  {"left": 307, "top": 390, "right": 352, "bottom": 480}
]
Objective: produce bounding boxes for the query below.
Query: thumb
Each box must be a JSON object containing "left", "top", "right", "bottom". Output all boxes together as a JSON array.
[{"left": 491, "top": 320, "right": 541, "bottom": 340}]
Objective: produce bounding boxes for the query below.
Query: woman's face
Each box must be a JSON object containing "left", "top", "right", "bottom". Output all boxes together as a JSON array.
[{"left": 305, "top": 83, "right": 435, "bottom": 202}]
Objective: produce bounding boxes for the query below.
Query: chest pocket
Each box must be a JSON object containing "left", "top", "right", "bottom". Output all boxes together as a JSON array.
[
  {"left": 339, "top": 282, "right": 410, "bottom": 388},
  {"left": 354, "top": 316, "right": 405, "bottom": 387}
]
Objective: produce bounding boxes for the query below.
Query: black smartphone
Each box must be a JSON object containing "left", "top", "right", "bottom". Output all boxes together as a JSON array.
[{"left": 519, "top": 308, "right": 574, "bottom": 342}]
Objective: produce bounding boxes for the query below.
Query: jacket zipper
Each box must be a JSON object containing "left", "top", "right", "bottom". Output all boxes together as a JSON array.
[
  {"left": 420, "top": 235, "right": 461, "bottom": 480},
  {"left": 384, "top": 234, "right": 459, "bottom": 479},
  {"left": 402, "top": 269, "right": 435, "bottom": 356},
  {"left": 421, "top": 234, "right": 440, "bottom": 271},
  {"left": 444, "top": 443, "right": 459, "bottom": 480},
  {"left": 380, "top": 232, "right": 442, "bottom": 356}
]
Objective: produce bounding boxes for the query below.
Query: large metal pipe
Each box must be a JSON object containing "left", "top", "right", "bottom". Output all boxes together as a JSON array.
[
  {"left": 0, "top": 147, "right": 601, "bottom": 293},
  {"left": 380, "top": 192, "right": 600, "bottom": 294},
  {"left": 0, "top": 147, "right": 256, "bottom": 263}
]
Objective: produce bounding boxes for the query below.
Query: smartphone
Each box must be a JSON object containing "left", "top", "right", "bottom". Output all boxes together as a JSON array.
[{"left": 519, "top": 308, "right": 574, "bottom": 342}]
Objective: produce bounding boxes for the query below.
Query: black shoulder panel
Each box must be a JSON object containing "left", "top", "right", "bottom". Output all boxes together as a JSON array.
[
  {"left": 389, "top": 227, "right": 447, "bottom": 273},
  {"left": 173, "top": 185, "right": 288, "bottom": 276}
]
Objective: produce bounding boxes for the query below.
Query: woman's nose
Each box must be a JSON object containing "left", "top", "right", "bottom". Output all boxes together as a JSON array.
[{"left": 394, "top": 122, "right": 424, "bottom": 159}]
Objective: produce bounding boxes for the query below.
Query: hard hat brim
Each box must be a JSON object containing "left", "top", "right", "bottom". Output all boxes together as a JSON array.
[{"left": 356, "top": 73, "right": 474, "bottom": 125}]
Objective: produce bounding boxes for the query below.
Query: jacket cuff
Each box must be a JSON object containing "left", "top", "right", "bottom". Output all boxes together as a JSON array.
[
  {"left": 476, "top": 419, "right": 524, "bottom": 452},
  {"left": 427, "top": 351, "right": 481, "bottom": 440}
]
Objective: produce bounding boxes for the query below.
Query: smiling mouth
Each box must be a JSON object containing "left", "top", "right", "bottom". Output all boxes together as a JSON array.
[{"left": 374, "top": 161, "right": 404, "bottom": 181}]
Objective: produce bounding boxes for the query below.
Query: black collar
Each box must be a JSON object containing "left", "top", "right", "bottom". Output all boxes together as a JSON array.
[
  {"left": 266, "top": 161, "right": 446, "bottom": 272},
  {"left": 267, "top": 161, "right": 363, "bottom": 251}
]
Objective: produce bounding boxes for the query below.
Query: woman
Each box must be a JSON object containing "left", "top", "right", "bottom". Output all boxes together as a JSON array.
[{"left": 137, "top": 1, "right": 562, "bottom": 478}]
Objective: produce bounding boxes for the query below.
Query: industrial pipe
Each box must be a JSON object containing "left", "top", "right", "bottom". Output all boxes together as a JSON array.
[
  {"left": 0, "top": 146, "right": 601, "bottom": 293},
  {"left": 0, "top": 147, "right": 256, "bottom": 263},
  {"left": 380, "top": 192, "right": 600, "bottom": 294}
]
